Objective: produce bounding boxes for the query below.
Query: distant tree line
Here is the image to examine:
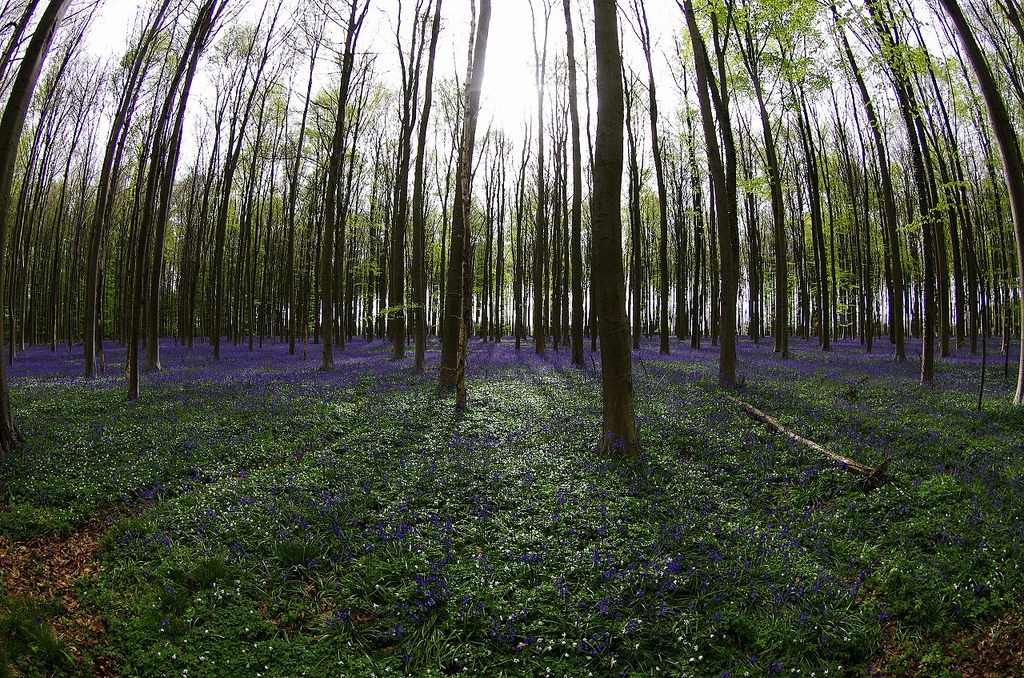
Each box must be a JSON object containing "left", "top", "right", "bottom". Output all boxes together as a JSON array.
[{"left": 0, "top": 0, "right": 1022, "bottom": 455}]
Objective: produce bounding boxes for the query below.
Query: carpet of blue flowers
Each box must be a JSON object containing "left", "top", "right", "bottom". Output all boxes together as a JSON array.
[{"left": 1, "top": 335, "right": 1022, "bottom": 676}]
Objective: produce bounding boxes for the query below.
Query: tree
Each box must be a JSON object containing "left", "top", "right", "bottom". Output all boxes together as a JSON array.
[
  {"left": 0, "top": 0, "right": 72, "bottom": 454},
  {"left": 128, "top": 0, "right": 230, "bottom": 398},
  {"left": 592, "top": 0, "right": 637, "bottom": 455},
  {"left": 733, "top": 0, "right": 791, "bottom": 357},
  {"left": 681, "top": 0, "right": 739, "bottom": 386},
  {"left": 938, "top": 0, "right": 1024, "bottom": 403},
  {"left": 412, "top": 0, "right": 443, "bottom": 371},
  {"left": 209, "top": 4, "right": 283, "bottom": 361},
  {"left": 84, "top": 0, "right": 174, "bottom": 378},
  {"left": 439, "top": 0, "right": 491, "bottom": 410},
  {"left": 834, "top": 7, "right": 906, "bottom": 361},
  {"left": 389, "top": 0, "right": 434, "bottom": 360},
  {"left": 865, "top": 0, "right": 937, "bottom": 384},
  {"left": 286, "top": 8, "right": 326, "bottom": 356},
  {"left": 563, "top": 0, "right": 585, "bottom": 367},
  {"left": 530, "top": 0, "right": 554, "bottom": 355},
  {"left": 320, "top": 0, "right": 369, "bottom": 370},
  {"left": 631, "top": 0, "right": 670, "bottom": 355}
]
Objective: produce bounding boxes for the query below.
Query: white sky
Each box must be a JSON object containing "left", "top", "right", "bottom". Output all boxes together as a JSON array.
[{"left": 84, "top": 0, "right": 681, "bottom": 136}]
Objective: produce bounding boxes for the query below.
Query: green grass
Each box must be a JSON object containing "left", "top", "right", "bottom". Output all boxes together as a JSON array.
[
  {"left": 0, "top": 594, "right": 73, "bottom": 676},
  {"left": 1, "top": 337, "right": 1022, "bottom": 676}
]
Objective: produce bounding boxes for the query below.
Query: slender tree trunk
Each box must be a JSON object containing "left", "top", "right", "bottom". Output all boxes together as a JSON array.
[
  {"left": 321, "top": 1, "right": 368, "bottom": 370},
  {"left": 624, "top": 78, "right": 642, "bottom": 350},
  {"left": 564, "top": 0, "right": 585, "bottom": 366},
  {"left": 632, "top": 0, "right": 670, "bottom": 354},
  {"left": 0, "top": 0, "right": 71, "bottom": 453},
  {"left": 836, "top": 11, "right": 905, "bottom": 360},
  {"left": 390, "top": 0, "right": 430, "bottom": 360},
  {"left": 287, "top": 23, "right": 323, "bottom": 356},
  {"left": 84, "top": 1, "right": 172, "bottom": 377},
  {"left": 440, "top": 0, "right": 490, "bottom": 400},
  {"left": 738, "top": 26, "right": 787, "bottom": 356},
  {"left": 866, "top": 0, "right": 935, "bottom": 383},
  {"left": 530, "top": 0, "right": 552, "bottom": 355},
  {"left": 938, "top": 0, "right": 1024, "bottom": 402},
  {"left": 412, "top": 0, "right": 442, "bottom": 371},
  {"left": 682, "top": 0, "right": 738, "bottom": 386},
  {"left": 139, "top": 0, "right": 223, "bottom": 384}
]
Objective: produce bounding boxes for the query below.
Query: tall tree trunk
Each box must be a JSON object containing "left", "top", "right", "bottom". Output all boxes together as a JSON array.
[
  {"left": 795, "top": 91, "right": 830, "bottom": 351},
  {"left": 530, "top": 0, "right": 552, "bottom": 355},
  {"left": 682, "top": 0, "right": 738, "bottom": 386},
  {"left": 84, "top": 0, "right": 172, "bottom": 377},
  {"left": 737, "top": 21, "right": 787, "bottom": 356},
  {"left": 133, "top": 0, "right": 224, "bottom": 395},
  {"left": 564, "top": 0, "right": 585, "bottom": 366},
  {"left": 321, "top": 1, "right": 368, "bottom": 370},
  {"left": 624, "top": 77, "right": 642, "bottom": 350},
  {"left": 866, "top": 0, "right": 936, "bottom": 384},
  {"left": 389, "top": 0, "right": 430, "bottom": 360},
  {"left": 287, "top": 19, "right": 323, "bottom": 356},
  {"left": 412, "top": 0, "right": 442, "bottom": 371},
  {"left": 439, "top": 0, "right": 490, "bottom": 401},
  {"left": 0, "top": 0, "right": 71, "bottom": 454},
  {"left": 211, "top": 5, "right": 281, "bottom": 360},
  {"left": 836, "top": 11, "right": 905, "bottom": 360},
  {"left": 592, "top": 0, "right": 637, "bottom": 455},
  {"left": 632, "top": 0, "right": 670, "bottom": 354},
  {"left": 513, "top": 135, "right": 530, "bottom": 350},
  {"left": 938, "top": 0, "right": 1024, "bottom": 403}
]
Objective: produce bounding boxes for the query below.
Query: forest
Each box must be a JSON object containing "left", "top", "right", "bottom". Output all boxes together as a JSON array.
[{"left": 0, "top": 0, "right": 1022, "bottom": 675}]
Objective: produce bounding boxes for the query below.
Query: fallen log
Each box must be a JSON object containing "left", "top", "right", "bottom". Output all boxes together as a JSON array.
[{"left": 726, "top": 395, "right": 890, "bottom": 487}]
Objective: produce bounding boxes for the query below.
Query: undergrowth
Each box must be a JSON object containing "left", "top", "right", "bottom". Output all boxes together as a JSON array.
[{"left": 0, "top": 336, "right": 1021, "bottom": 676}]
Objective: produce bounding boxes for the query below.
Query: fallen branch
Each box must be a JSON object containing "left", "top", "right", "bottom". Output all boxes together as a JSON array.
[{"left": 726, "top": 395, "right": 890, "bottom": 487}]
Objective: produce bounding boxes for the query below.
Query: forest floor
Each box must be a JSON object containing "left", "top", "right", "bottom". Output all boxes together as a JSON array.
[{"left": 0, "top": 334, "right": 1022, "bottom": 677}]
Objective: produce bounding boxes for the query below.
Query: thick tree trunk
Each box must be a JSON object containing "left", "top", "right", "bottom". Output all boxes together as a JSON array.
[{"left": 592, "top": 0, "right": 637, "bottom": 455}]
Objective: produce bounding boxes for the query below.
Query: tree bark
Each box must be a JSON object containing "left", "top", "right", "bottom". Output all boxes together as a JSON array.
[
  {"left": 866, "top": 0, "right": 935, "bottom": 384},
  {"left": 412, "top": 0, "right": 442, "bottom": 371},
  {"left": 439, "top": 0, "right": 490, "bottom": 401},
  {"left": 836, "top": 11, "right": 905, "bottom": 361},
  {"left": 632, "top": 0, "right": 670, "bottom": 355},
  {"left": 564, "top": 0, "right": 585, "bottom": 367},
  {"left": 682, "top": 0, "right": 738, "bottom": 386},
  {"left": 321, "top": 0, "right": 368, "bottom": 370},
  {"left": 592, "top": 0, "right": 637, "bottom": 455},
  {"left": 938, "top": 0, "right": 1024, "bottom": 403},
  {"left": 0, "top": 0, "right": 71, "bottom": 454},
  {"left": 530, "top": 0, "right": 552, "bottom": 355}
]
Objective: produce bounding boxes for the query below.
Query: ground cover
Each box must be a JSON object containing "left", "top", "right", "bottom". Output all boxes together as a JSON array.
[{"left": 0, "top": 335, "right": 1021, "bottom": 676}]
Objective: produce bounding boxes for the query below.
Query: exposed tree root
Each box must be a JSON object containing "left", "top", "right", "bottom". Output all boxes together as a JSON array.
[{"left": 726, "top": 395, "right": 890, "bottom": 488}]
